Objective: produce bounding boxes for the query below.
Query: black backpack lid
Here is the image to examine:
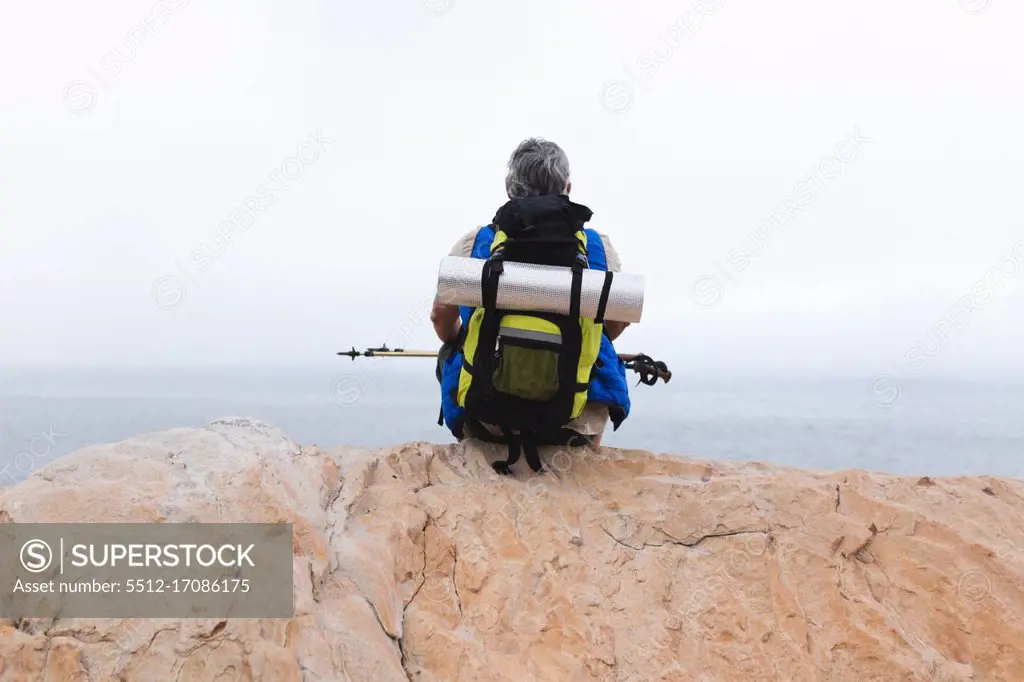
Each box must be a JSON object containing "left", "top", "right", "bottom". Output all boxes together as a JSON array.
[{"left": 492, "top": 195, "right": 593, "bottom": 237}]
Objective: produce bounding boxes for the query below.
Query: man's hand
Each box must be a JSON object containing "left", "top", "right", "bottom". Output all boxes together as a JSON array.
[{"left": 431, "top": 298, "right": 461, "bottom": 343}]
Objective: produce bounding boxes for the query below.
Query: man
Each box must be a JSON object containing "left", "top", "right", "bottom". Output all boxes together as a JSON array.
[{"left": 431, "top": 137, "right": 631, "bottom": 447}]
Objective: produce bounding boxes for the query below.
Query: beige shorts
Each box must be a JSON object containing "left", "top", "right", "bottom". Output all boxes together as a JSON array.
[{"left": 566, "top": 403, "right": 610, "bottom": 436}]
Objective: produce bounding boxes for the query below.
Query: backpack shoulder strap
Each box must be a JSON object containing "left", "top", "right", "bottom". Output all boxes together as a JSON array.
[
  {"left": 583, "top": 228, "right": 607, "bottom": 271},
  {"left": 471, "top": 225, "right": 497, "bottom": 259}
]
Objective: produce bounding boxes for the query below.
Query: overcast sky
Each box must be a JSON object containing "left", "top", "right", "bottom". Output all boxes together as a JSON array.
[{"left": 1, "top": 0, "right": 1022, "bottom": 378}]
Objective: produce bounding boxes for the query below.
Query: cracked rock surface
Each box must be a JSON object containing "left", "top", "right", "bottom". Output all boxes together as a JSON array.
[{"left": 1, "top": 418, "right": 1023, "bottom": 681}]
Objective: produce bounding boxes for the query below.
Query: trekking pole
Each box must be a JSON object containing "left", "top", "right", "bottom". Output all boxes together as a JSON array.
[{"left": 336, "top": 345, "right": 672, "bottom": 384}]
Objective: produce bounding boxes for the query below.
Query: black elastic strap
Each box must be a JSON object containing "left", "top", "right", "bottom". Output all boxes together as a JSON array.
[
  {"left": 569, "top": 266, "right": 583, "bottom": 320},
  {"left": 481, "top": 258, "right": 503, "bottom": 311},
  {"left": 492, "top": 427, "right": 520, "bottom": 476},
  {"left": 437, "top": 406, "right": 444, "bottom": 426},
  {"left": 595, "top": 271, "right": 614, "bottom": 324},
  {"left": 521, "top": 431, "right": 544, "bottom": 473},
  {"left": 503, "top": 428, "right": 521, "bottom": 466}
]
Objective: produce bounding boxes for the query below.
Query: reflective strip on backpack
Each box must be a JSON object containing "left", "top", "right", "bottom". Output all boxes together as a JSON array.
[{"left": 498, "top": 325, "right": 562, "bottom": 345}]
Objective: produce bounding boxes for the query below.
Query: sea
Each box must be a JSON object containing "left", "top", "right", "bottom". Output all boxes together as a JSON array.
[{"left": 2, "top": 364, "right": 1023, "bottom": 491}]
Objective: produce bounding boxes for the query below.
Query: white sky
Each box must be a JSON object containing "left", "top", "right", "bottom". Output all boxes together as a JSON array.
[{"left": 2, "top": 0, "right": 1022, "bottom": 378}]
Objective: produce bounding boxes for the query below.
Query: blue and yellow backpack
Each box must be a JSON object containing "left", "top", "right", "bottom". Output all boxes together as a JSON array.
[{"left": 454, "top": 195, "right": 615, "bottom": 474}]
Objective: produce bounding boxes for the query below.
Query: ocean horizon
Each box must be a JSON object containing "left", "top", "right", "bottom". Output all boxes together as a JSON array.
[{"left": 3, "top": 364, "right": 1023, "bottom": 492}]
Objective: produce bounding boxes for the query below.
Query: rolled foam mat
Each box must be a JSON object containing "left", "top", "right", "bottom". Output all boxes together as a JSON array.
[{"left": 437, "top": 256, "right": 645, "bottom": 324}]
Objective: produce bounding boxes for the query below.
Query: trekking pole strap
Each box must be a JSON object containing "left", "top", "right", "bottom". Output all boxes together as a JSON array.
[
  {"left": 492, "top": 427, "right": 521, "bottom": 476},
  {"left": 626, "top": 353, "right": 668, "bottom": 386}
]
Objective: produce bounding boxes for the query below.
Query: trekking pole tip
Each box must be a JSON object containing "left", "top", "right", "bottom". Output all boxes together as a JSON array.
[{"left": 336, "top": 347, "right": 361, "bottom": 361}]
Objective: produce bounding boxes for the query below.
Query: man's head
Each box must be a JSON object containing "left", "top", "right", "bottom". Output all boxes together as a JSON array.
[{"left": 505, "top": 138, "right": 572, "bottom": 199}]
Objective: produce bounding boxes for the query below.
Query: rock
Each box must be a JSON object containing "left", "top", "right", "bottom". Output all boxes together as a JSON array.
[{"left": 1, "top": 417, "right": 1022, "bottom": 681}]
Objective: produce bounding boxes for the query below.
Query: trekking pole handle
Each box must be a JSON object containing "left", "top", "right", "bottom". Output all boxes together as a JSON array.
[
  {"left": 618, "top": 354, "right": 672, "bottom": 384},
  {"left": 652, "top": 366, "right": 672, "bottom": 383},
  {"left": 642, "top": 364, "right": 672, "bottom": 384}
]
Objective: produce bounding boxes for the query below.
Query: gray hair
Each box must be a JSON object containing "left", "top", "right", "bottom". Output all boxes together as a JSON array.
[{"left": 504, "top": 138, "right": 571, "bottom": 198}]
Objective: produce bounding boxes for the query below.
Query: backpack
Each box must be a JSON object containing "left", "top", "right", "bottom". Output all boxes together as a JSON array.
[{"left": 456, "top": 195, "right": 607, "bottom": 475}]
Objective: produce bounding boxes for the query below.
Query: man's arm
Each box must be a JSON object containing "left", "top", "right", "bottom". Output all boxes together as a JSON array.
[
  {"left": 431, "top": 298, "right": 461, "bottom": 343},
  {"left": 604, "top": 320, "right": 629, "bottom": 341},
  {"left": 433, "top": 229, "right": 478, "bottom": 343}
]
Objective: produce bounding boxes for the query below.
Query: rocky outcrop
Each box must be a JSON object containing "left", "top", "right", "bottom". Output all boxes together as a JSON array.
[{"left": 1, "top": 418, "right": 1023, "bottom": 681}]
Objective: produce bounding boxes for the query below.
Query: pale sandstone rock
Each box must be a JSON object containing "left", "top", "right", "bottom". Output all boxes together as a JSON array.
[{"left": 1, "top": 417, "right": 1022, "bottom": 681}]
